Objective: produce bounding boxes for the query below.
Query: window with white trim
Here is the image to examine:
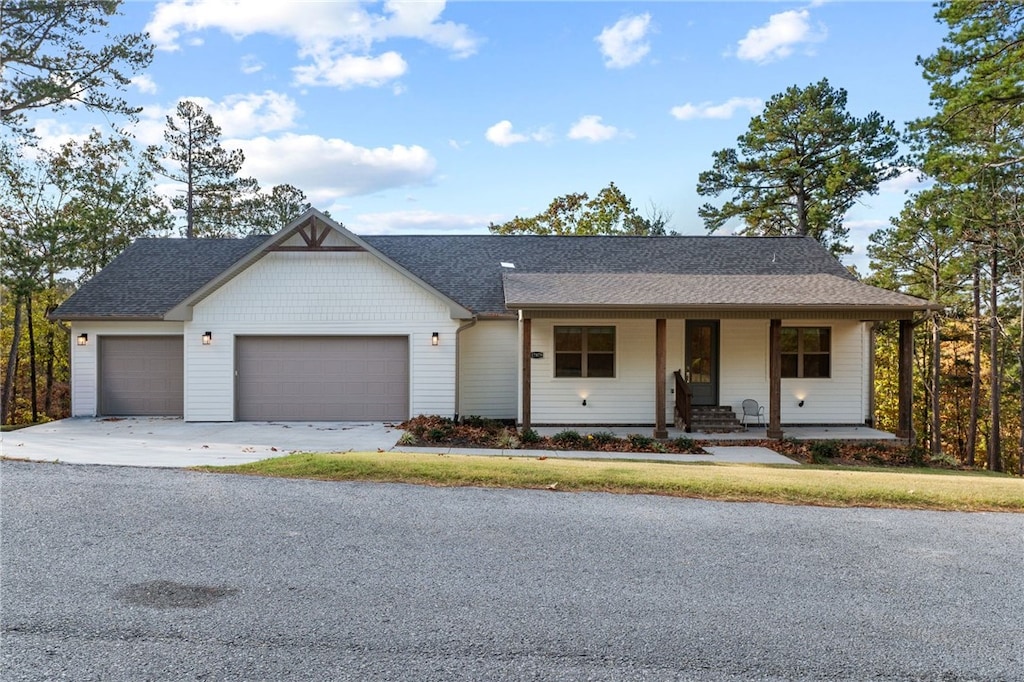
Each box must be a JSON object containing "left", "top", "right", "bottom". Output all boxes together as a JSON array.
[
  {"left": 554, "top": 326, "right": 615, "bottom": 378},
  {"left": 781, "top": 327, "right": 831, "bottom": 378}
]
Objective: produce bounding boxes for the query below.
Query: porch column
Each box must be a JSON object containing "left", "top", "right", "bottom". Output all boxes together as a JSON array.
[
  {"left": 654, "top": 318, "right": 668, "bottom": 439},
  {"left": 521, "top": 317, "right": 531, "bottom": 430},
  {"left": 767, "top": 318, "right": 783, "bottom": 439},
  {"left": 896, "top": 318, "right": 914, "bottom": 442}
]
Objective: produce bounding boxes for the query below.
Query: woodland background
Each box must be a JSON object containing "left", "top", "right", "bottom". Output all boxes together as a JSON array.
[{"left": 2, "top": 1, "right": 1022, "bottom": 475}]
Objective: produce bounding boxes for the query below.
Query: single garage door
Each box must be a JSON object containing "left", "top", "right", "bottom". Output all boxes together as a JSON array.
[
  {"left": 236, "top": 336, "right": 409, "bottom": 421},
  {"left": 99, "top": 336, "right": 184, "bottom": 416}
]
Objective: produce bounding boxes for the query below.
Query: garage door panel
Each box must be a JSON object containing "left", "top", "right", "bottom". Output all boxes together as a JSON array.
[
  {"left": 236, "top": 336, "right": 409, "bottom": 421},
  {"left": 99, "top": 336, "right": 184, "bottom": 416}
]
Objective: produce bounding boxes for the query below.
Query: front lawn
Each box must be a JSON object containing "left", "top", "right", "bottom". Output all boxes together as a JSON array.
[{"left": 197, "top": 451, "right": 1024, "bottom": 512}]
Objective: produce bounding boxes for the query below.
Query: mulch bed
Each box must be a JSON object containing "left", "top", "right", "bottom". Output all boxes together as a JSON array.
[{"left": 397, "top": 416, "right": 940, "bottom": 467}]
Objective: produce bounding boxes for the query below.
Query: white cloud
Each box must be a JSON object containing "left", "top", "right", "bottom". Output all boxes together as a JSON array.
[
  {"left": 348, "top": 209, "right": 500, "bottom": 235},
  {"left": 485, "top": 120, "right": 550, "bottom": 147},
  {"left": 145, "top": 0, "right": 478, "bottom": 90},
  {"left": 567, "top": 115, "right": 622, "bottom": 143},
  {"left": 25, "top": 119, "right": 96, "bottom": 155},
  {"left": 670, "top": 97, "right": 763, "bottom": 121},
  {"left": 131, "top": 75, "right": 158, "bottom": 94},
  {"left": 234, "top": 133, "right": 437, "bottom": 202},
  {"left": 596, "top": 13, "right": 652, "bottom": 69},
  {"left": 879, "top": 166, "right": 930, "bottom": 194},
  {"left": 240, "top": 54, "right": 264, "bottom": 74},
  {"left": 134, "top": 91, "right": 301, "bottom": 144},
  {"left": 736, "top": 9, "right": 826, "bottom": 64},
  {"left": 293, "top": 51, "right": 407, "bottom": 89}
]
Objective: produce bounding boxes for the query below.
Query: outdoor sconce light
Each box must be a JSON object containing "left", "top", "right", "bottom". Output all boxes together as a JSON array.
[
  {"left": 798, "top": 399, "right": 805, "bottom": 407},
  {"left": 202, "top": 331, "right": 213, "bottom": 345},
  {"left": 582, "top": 398, "right": 587, "bottom": 406},
  {"left": 77, "top": 333, "right": 88, "bottom": 346},
  {"left": 431, "top": 332, "right": 439, "bottom": 346}
]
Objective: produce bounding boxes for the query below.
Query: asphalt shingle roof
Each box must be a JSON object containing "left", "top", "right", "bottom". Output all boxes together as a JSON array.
[
  {"left": 364, "top": 235, "right": 860, "bottom": 316},
  {"left": 52, "top": 236, "right": 265, "bottom": 319},
  {"left": 52, "top": 232, "right": 930, "bottom": 320},
  {"left": 502, "top": 273, "right": 931, "bottom": 309}
]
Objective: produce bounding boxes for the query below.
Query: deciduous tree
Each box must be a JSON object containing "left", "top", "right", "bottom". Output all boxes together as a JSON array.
[{"left": 489, "top": 182, "right": 674, "bottom": 236}]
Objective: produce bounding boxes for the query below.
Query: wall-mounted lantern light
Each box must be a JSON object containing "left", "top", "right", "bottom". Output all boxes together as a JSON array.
[
  {"left": 798, "top": 399, "right": 805, "bottom": 407},
  {"left": 202, "top": 331, "right": 213, "bottom": 345},
  {"left": 77, "top": 333, "right": 88, "bottom": 346},
  {"left": 582, "top": 399, "right": 587, "bottom": 406},
  {"left": 431, "top": 332, "right": 439, "bottom": 346}
]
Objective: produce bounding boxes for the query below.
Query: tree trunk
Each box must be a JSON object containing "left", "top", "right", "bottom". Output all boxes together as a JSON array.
[
  {"left": 988, "top": 246, "right": 1001, "bottom": 472},
  {"left": 1019, "top": 272, "right": 1024, "bottom": 477},
  {"left": 44, "top": 288, "right": 56, "bottom": 417},
  {"left": 967, "top": 260, "right": 981, "bottom": 466},
  {"left": 931, "top": 313, "right": 941, "bottom": 459},
  {"left": 2, "top": 295, "right": 24, "bottom": 424},
  {"left": 26, "top": 293, "right": 38, "bottom": 423}
]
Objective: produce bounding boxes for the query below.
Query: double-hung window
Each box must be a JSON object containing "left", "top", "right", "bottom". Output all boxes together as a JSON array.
[
  {"left": 554, "top": 326, "right": 615, "bottom": 378},
  {"left": 781, "top": 327, "right": 831, "bottom": 378}
]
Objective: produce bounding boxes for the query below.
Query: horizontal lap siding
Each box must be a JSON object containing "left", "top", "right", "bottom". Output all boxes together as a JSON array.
[
  {"left": 187, "top": 252, "right": 459, "bottom": 422},
  {"left": 719, "top": 319, "right": 769, "bottom": 418},
  {"left": 780, "top": 320, "right": 866, "bottom": 424},
  {"left": 459, "top": 321, "right": 518, "bottom": 419},
  {"left": 720, "top": 319, "right": 866, "bottom": 424},
  {"left": 527, "top": 317, "right": 868, "bottom": 427},
  {"left": 529, "top": 319, "right": 683, "bottom": 425}
]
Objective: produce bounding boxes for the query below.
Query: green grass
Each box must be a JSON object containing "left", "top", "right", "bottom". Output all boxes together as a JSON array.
[{"left": 196, "top": 451, "right": 1024, "bottom": 513}]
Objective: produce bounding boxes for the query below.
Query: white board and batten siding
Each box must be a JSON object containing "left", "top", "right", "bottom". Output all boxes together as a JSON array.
[
  {"left": 525, "top": 317, "right": 871, "bottom": 426},
  {"left": 186, "top": 250, "right": 461, "bottom": 422},
  {"left": 69, "top": 321, "right": 184, "bottom": 417},
  {"left": 458, "top": 320, "right": 518, "bottom": 420}
]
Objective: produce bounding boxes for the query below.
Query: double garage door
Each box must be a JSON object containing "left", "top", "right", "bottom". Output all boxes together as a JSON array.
[
  {"left": 236, "top": 336, "right": 409, "bottom": 421},
  {"left": 98, "top": 335, "right": 408, "bottom": 421}
]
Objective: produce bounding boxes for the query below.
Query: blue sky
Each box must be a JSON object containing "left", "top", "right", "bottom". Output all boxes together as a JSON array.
[{"left": 33, "top": 1, "right": 948, "bottom": 268}]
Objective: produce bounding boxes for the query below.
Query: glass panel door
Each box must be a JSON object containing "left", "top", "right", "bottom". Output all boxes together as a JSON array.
[{"left": 685, "top": 320, "right": 719, "bottom": 406}]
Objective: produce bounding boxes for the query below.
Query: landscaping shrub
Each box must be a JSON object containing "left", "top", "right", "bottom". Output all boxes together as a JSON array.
[
  {"left": 496, "top": 429, "right": 521, "bottom": 450},
  {"left": 589, "top": 431, "right": 618, "bottom": 445},
  {"left": 519, "top": 427, "right": 541, "bottom": 444},
  {"left": 551, "top": 430, "right": 584, "bottom": 447},
  {"left": 627, "top": 434, "right": 653, "bottom": 449},
  {"left": 810, "top": 440, "right": 840, "bottom": 463},
  {"left": 672, "top": 436, "right": 697, "bottom": 453}
]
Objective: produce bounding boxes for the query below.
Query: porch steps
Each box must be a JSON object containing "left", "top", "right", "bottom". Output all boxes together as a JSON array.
[{"left": 687, "top": 406, "right": 747, "bottom": 434}]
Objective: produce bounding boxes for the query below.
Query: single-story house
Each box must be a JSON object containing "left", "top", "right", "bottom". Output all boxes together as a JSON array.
[{"left": 52, "top": 208, "right": 935, "bottom": 439}]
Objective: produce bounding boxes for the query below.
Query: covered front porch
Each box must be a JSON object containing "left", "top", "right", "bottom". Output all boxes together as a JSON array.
[{"left": 515, "top": 312, "right": 918, "bottom": 443}]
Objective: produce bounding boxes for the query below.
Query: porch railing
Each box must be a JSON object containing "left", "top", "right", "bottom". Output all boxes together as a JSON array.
[{"left": 673, "top": 370, "right": 692, "bottom": 433}]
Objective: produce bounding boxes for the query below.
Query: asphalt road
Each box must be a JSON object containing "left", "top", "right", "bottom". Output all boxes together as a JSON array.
[{"left": 2, "top": 461, "right": 1022, "bottom": 681}]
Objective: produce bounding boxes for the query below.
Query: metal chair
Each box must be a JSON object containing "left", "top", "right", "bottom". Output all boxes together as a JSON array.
[{"left": 741, "top": 399, "right": 765, "bottom": 428}]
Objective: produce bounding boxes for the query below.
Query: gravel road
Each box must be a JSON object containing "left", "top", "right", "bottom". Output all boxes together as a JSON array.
[{"left": 2, "top": 460, "right": 1022, "bottom": 681}]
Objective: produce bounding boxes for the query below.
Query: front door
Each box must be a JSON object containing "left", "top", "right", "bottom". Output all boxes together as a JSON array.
[{"left": 685, "top": 320, "right": 719, "bottom": 406}]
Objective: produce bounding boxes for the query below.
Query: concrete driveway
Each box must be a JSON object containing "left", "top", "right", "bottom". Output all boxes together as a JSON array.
[
  {"left": 1, "top": 417, "right": 798, "bottom": 468},
  {"left": 0, "top": 417, "right": 403, "bottom": 468}
]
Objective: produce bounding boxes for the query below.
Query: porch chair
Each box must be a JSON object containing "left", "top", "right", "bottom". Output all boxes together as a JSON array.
[{"left": 741, "top": 399, "right": 765, "bottom": 428}]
